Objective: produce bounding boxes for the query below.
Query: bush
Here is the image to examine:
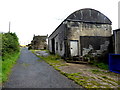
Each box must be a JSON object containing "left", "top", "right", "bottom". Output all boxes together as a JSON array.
[{"left": 2, "top": 32, "right": 20, "bottom": 60}]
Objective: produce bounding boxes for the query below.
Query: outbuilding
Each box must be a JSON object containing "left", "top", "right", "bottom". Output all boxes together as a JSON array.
[
  {"left": 31, "top": 35, "right": 47, "bottom": 50},
  {"left": 48, "top": 8, "right": 112, "bottom": 59}
]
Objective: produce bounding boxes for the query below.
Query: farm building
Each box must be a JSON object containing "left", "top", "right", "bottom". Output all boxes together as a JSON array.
[
  {"left": 30, "top": 35, "right": 47, "bottom": 50},
  {"left": 48, "top": 8, "right": 112, "bottom": 59}
]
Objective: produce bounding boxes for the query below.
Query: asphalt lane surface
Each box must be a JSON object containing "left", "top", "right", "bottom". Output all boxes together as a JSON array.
[{"left": 3, "top": 48, "right": 82, "bottom": 88}]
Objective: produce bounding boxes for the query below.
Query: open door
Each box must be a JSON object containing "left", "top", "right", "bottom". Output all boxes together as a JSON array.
[
  {"left": 70, "top": 40, "right": 78, "bottom": 56},
  {"left": 51, "top": 38, "right": 55, "bottom": 54}
]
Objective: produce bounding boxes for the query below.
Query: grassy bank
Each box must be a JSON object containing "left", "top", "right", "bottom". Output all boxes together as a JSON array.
[{"left": 2, "top": 52, "right": 20, "bottom": 83}]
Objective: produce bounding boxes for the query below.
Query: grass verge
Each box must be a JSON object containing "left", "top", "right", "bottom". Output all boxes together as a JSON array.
[
  {"left": 0, "top": 56, "right": 2, "bottom": 86},
  {"left": 2, "top": 51, "right": 20, "bottom": 83}
]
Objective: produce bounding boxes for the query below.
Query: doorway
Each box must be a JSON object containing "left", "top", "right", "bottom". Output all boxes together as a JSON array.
[
  {"left": 70, "top": 40, "right": 78, "bottom": 56},
  {"left": 51, "top": 38, "right": 55, "bottom": 54}
]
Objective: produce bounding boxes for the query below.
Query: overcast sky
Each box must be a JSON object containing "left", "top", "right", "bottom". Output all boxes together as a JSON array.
[{"left": 0, "top": 0, "right": 119, "bottom": 45}]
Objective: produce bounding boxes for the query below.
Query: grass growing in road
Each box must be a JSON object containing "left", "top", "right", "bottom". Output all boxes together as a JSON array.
[
  {"left": 91, "top": 69, "right": 102, "bottom": 74},
  {"left": 31, "top": 49, "right": 67, "bottom": 68},
  {"left": 31, "top": 50, "right": 119, "bottom": 88},
  {"left": 2, "top": 52, "right": 20, "bottom": 83},
  {"left": 37, "top": 54, "right": 67, "bottom": 68},
  {"left": 31, "top": 49, "right": 49, "bottom": 53}
]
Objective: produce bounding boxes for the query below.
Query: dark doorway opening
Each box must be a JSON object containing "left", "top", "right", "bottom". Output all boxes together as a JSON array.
[{"left": 51, "top": 38, "right": 55, "bottom": 54}]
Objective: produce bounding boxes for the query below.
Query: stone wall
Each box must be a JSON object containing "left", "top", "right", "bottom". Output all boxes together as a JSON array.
[
  {"left": 31, "top": 35, "right": 47, "bottom": 50},
  {"left": 67, "top": 21, "right": 112, "bottom": 40},
  {"left": 66, "top": 21, "right": 112, "bottom": 56}
]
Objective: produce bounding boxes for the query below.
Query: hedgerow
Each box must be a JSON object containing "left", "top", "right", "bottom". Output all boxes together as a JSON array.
[{"left": 1, "top": 32, "right": 20, "bottom": 83}]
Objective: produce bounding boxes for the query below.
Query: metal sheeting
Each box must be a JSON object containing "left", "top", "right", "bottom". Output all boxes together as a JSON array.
[{"left": 66, "top": 8, "right": 112, "bottom": 24}]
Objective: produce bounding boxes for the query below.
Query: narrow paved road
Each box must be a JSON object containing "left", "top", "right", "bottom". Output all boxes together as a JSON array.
[{"left": 3, "top": 48, "right": 82, "bottom": 88}]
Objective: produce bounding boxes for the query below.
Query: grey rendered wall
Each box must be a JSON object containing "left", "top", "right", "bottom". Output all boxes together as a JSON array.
[
  {"left": 114, "top": 29, "right": 120, "bottom": 54},
  {"left": 54, "top": 35, "right": 65, "bottom": 56},
  {"left": 48, "top": 23, "right": 66, "bottom": 56}
]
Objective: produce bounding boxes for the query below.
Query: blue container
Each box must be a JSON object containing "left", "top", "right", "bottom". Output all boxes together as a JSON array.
[{"left": 109, "top": 54, "right": 120, "bottom": 74}]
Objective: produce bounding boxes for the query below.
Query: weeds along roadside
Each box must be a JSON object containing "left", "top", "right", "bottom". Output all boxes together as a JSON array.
[
  {"left": 2, "top": 52, "right": 20, "bottom": 83},
  {"left": 31, "top": 50, "right": 118, "bottom": 88}
]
